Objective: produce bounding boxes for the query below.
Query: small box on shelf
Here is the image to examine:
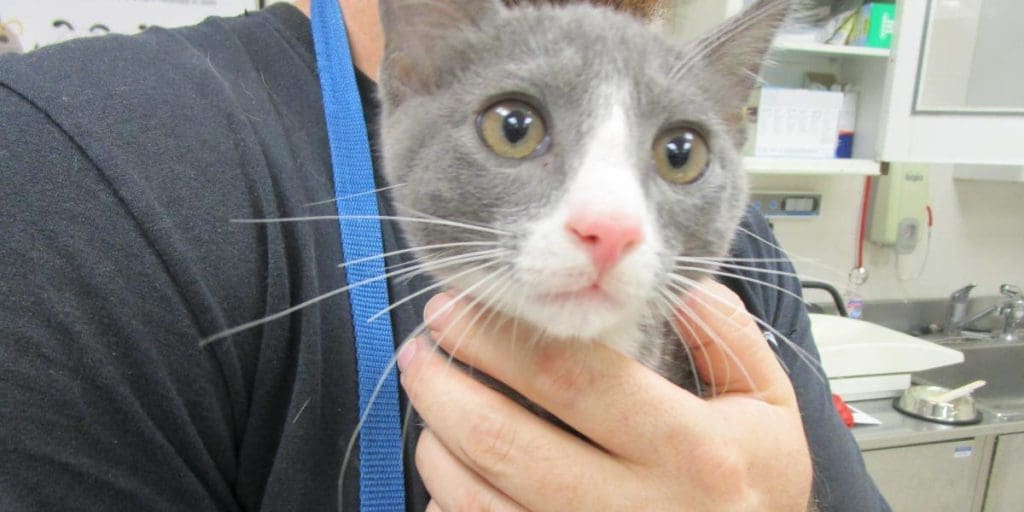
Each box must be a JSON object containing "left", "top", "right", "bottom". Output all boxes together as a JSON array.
[
  {"left": 753, "top": 88, "right": 843, "bottom": 159},
  {"left": 850, "top": 2, "right": 897, "bottom": 49}
]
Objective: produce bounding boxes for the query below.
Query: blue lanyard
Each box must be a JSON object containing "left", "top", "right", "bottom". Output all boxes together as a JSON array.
[{"left": 310, "top": 0, "right": 407, "bottom": 509}]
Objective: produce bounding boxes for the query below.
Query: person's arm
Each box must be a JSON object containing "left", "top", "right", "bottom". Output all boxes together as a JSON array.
[
  {"left": 0, "top": 84, "right": 238, "bottom": 511},
  {"left": 721, "top": 208, "right": 891, "bottom": 512}
]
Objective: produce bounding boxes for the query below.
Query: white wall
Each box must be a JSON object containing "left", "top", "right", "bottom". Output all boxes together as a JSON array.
[{"left": 750, "top": 166, "right": 1024, "bottom": 302}]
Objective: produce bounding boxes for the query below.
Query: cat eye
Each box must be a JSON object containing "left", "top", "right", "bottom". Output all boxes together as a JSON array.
[
  {"left": 653, "top": 127, "right": 710, "bottom": 185},
  {"left": 477, "top": 99, "right": 549, "bottom": 159}
]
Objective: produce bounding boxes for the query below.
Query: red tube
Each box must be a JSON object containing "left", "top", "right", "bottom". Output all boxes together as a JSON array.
[{"left": 856, "top": 176, "right": 872, "bottom": 269}]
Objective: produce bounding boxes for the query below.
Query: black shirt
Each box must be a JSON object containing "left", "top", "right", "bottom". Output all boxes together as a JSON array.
[{"left": 0, "top": 4, "right": 887, "bottom": 511}]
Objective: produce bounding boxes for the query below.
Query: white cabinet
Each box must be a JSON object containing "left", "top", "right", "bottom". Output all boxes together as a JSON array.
[
  {"left": 983, "top": 433, "right": 1024, "bottom": 512},
  {"left": 860, "top": 432, "right": 1024, "bottom": 512},
  {"left": 667, "top": 0, "right": 1024, "bottom": 173},
  {"left": 862, "top": 439, "right": 986, "bottom": 512},
  {"left": 878, "top": 0, "right": 1024, "bottom": 165}
]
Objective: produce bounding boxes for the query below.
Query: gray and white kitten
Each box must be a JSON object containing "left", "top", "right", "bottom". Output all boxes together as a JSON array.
[{"left": 378, "top": 0, "right": 794, "bottom": 393}]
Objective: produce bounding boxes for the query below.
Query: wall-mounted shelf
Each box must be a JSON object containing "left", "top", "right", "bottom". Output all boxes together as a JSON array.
[
  {"left": 744, "top": 157, "right": 882, "bottom": 176},
  {"left": 771, "top": 41, "right": 892, "bottom": 59}
]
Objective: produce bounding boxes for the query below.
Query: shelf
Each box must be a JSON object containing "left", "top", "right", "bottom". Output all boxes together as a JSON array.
[
  {"left": 771, "top": 41, "right": 891, "bottom": 59},
  {"left": 952, "top": 165, "right": 1024, "bottom": 182},
  {"left": 743, "top": 157, "right": 882, "bottom": 176}
]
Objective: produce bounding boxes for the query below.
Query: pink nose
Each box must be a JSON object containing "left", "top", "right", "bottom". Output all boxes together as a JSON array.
[{"left": 566, "top": 213, "right": 644, "bottom": 275}]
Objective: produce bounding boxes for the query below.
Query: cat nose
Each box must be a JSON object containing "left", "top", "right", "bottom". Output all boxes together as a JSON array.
[{"left": 566, "top": 214, "right": 644, "bottom": 275}]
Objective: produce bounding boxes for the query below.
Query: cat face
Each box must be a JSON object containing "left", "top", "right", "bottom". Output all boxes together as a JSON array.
[{"left": 378, "top": 0, "right": 789, "bottom": 355}]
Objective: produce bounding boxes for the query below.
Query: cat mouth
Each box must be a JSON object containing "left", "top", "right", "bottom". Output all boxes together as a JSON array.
[{"left": 541, "top": 283, "right": 616, "bottom": 306}]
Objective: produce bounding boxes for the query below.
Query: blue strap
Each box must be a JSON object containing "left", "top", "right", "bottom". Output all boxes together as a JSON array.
[{"left": 310, "top": 0, "right": 407, "bottom": 510}]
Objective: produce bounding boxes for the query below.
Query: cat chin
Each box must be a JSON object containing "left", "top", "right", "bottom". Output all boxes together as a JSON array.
[
  {"left": 486, "top": 286, "right": 651, "bottom": 356},
  {"left": 435, "top": 270, "right": 645, "bottom": 351},
  {"left": 516, "top": 302, "right": 645, "bottom": 347}
]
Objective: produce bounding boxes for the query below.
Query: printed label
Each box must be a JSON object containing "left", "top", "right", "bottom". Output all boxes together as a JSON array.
[{"left": 953, "top": 446, "right": 973, "bottom": 458}]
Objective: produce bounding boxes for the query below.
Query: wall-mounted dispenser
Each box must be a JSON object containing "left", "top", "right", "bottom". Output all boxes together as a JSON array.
[{"left": 869, "top": 163, "right": 929, "bottom": 255}]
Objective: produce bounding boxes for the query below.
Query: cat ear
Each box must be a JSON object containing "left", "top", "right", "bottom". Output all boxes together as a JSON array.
[
  {"left": 378, "top": 0, "right": 502, "bottom": 107},
  {"left": 681, "top": 0, "right": 791, "bottom": 130}
]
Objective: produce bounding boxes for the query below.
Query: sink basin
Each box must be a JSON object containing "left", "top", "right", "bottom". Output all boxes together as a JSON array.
[{"left": 914, "top": 340, "right": 1024, "bottom": 420}]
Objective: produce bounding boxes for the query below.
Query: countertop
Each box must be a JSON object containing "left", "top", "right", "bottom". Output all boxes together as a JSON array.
[{"left": 850, "top": 397, "right": 1024, "bottom": 451}]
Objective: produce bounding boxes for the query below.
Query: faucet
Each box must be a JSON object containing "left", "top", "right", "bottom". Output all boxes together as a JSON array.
[
  {"left": 944, "top": 283, "right": 1024, "bottom": 341},
  {"left": 944, "top": 283, "right": 976, "bottom": 336}
]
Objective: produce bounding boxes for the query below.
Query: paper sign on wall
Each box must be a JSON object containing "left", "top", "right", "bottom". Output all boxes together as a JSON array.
[{"left": 2, "top": 0, "right": 259, "bottom": 51}]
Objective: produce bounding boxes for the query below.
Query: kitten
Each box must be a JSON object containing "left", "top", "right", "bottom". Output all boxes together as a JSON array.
[{"left": 377, "top": 0, "right": 798, "bottom": 394}]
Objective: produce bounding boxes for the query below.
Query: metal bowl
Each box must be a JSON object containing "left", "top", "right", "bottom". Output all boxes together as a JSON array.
[{"left": 893, "top": 385, "right": 982, "bottom": 425}]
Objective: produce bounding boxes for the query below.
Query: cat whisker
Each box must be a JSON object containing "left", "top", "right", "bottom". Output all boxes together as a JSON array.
[
  {"left": 510, "top": 279, "right": 526, "bottom": 351},
  {"left": 336, "top": 241, "right": 499, "bottom": 271},
  {"left": 671, "top": 265, "right": 813, "bottom": 309},
  {"left": 653, "top": 287, "right": 708, "bottom": 398},
  {"left": 701, "top": 261, "right": 840, "bottom": 290},
  {"left": 680, "top": 257, "right": 802, "bottom": 263},
  {"left": 504, "top": 274, "right": 536, "bottom": 376},
  {"left": 380, "top": 250, "right": 457, "bottom": 274},
  {"left": 668, "top": 276, "right": 794, "bottom": 380},
  {"left": 231, "top": 214, "right": 511, "bottom": 236},
  {"left": 396, "top": 269, "right": 513, "bottom": 466},
  {"left": 378, "top": 247, "right": 505, "bottom": 278},
  {"left": 340, "top": 267, "right": 511, "bottom": 507},
  {"left": 663, "top": 276, "right": 790, "bottom": 395},
  {"left": 674, "top": 258, "right": 826, "bottom": 284},
  {"left": 367, "top": 259, "right": 507, "bottom": 323},
  {"left": 385, "top": 249, "right": 505, "bottom": 290},
  {"left": 396, "top": 267, "right": 517, "bottom": 453},
  {"left": 734, "top": 225, "right": 845, "bottom": 277},
  {"left": 361, "top": 246, "right": 498, "bottom": 278},
  {"left": 392, "top": 249, "right": 510, "bottom": 285},
  {"left": 303, "top": 182, "right": 408, "bottom": 208},
  {"left": 378, "top": 246, "right": 505, "bottom": 277},
  {"left": 660, "top": 281, "right": 761, "bottom": 397},
  {"left": 366, "top": 249, "right": 496, "bottom": 291},
  {"left": 440, "top": 270, "right": 518, "bottom": 370},
  {"left": 201, "top": 248, "right": 504, "bottom": 344},
  {"left": 671, "top": 275, "right": 827, "bottom": 385},
  {"left": 392, "top": 202, "right": 512, "bottom": 237}
]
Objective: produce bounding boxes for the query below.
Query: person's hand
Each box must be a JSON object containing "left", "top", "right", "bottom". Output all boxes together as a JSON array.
[{"left": 397, "top": 280, "right": 813, "bottom": 511}]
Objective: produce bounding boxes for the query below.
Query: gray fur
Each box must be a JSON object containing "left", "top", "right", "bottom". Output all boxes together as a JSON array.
[{"left": 377, "top": 0, "right": 793, "bottom": 390}]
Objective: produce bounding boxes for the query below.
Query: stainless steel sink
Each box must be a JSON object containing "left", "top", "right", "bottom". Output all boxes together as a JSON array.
[{"left": 914, "top": 339, "right": 1024, "bottom": 420}]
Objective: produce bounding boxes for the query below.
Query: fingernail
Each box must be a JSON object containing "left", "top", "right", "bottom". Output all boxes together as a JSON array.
[
  {"left": 424, "top": 293, "right": 455, "bottom": 330},
  {"left": 397, "top": 338, "right": 420, "bottom": 371}
]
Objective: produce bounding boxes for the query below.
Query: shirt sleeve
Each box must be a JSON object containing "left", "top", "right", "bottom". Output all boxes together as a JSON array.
[
  {"left": 0, "top": 84, "right": 241, "bottom": 511},
  {"left": 721, "top": 207, "right": 892, "bottom": 512}
]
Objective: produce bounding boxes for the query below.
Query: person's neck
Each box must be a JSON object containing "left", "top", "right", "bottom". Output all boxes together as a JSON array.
[{"left": 292, "top": 0, "right": 383, "bottom": 81}]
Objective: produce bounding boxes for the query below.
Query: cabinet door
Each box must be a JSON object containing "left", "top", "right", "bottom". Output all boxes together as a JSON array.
[
  {"left": 862, "top": 439, "right": 984, "bottom": 512},
  {"left": 984, "top": 433, "right": 1024, "bottom": 512},
  {"left": 878, "top": 0, "right": 1024, "bottom": 164}
]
